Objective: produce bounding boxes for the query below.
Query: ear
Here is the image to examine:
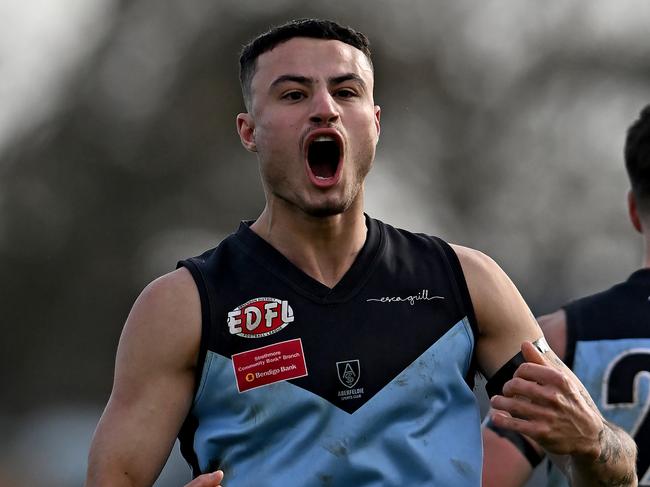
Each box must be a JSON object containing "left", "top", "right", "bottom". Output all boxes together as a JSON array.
[
  {"left": 236, "top": 113, "right": 257, "bottom": 152},
  {"left": 374, "top": 105, "right": 381, "bottom": 140},
  {"left": 628, "top": 190, "right": 643, "bottom": 233}
]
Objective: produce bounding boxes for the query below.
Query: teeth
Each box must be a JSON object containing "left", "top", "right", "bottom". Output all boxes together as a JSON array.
[{"left": 313, "top": 135, "right": 335, "bottom": 143}]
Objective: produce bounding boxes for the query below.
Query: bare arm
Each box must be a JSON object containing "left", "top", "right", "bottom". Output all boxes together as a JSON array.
[
  {"left": 454, "top": 246, "right": 638, "bottom": 487},
  {"left": 482, "top": 310, "right": 566, "bottom": 487},
  {"left": 453, "top": 245, "right": 541, "bottom": 377},
  {"left": 85, "top": 268, "right": 202, "bottom": 487},
  {"left": 482, "top": 426, "right": 538, "bottom": 487}
]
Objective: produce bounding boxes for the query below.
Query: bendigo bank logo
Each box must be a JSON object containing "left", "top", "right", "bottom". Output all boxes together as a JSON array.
[{"left": 228, "top": 297, "right": 295, "bottom": 338}]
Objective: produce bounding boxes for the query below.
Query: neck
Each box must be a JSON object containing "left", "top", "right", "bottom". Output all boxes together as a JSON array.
[
  {"left": 250, "top": 199, "right": 368, "bottom": 288},
  {"left": 640, "top": 216, "right": 650, "bottom": 267}
]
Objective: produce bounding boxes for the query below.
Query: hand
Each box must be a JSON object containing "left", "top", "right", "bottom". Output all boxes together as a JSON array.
[
  {"left": 489, "top": 341, "right": 604, "bottom": 460},
  {"left": 183, "top": 470, "right": 224, "bottom": 487}
]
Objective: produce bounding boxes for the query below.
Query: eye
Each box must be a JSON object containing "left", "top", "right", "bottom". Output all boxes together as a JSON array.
[
  {"left": 336, "top": 88, "right": 357, "bottom": 99},
  {"left": 282, "top": 91, "right": 305, "bottom": 101}
]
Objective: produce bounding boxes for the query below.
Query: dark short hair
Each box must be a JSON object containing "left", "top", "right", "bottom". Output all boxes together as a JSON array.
[
  {"left": 239, "top": 18, "right": 373, "bottom": 110},
  {"left": 625, "top": 105, "right": 650, "bottom": 214}
]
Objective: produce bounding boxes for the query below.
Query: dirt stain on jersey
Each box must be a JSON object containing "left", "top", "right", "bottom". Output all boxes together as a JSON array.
[
  {"left": 451, "top": 458, "right": 473, "bottom": 477},
  {"left": 317, "top": 473, "right": 333, "bottom": 486},
  {"left": 323, "top": 439, "right": 349, "bottom": 458}
]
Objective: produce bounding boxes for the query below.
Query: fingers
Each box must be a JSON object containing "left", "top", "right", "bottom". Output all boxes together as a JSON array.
[
  {"left": 489, "top": 410, "right": 550, "bottom": 440},
  {"left": 489, "top": 341, "right": 605, "bottom": 457},
  {"left": 491, "top": 392, "right": 554, "bottom": 421},
  {"left": 512, "top": 362, "right": 568, "bottom": 391},
  {"left": 497, "top": 344, "right": 573, "bottom": 407},
  {"left": 520, "top": 340, "right": 547, "bottom": 366},
  {"left": 185, "top": 470, "right": 224, "bottom": 487},
  {"left": 500, "top": 376, "right": 558, "bottom": 405}
]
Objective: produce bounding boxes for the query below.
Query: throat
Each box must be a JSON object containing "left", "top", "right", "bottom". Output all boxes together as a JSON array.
[
  {"left": 298, "top": 251, "right": 358, "bottom": 289},
  {"left": 251, "top": 211, "right": 368, "bottom": 289}
]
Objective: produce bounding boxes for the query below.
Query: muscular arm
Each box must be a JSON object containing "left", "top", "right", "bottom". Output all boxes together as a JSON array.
[
  {"left": 453, "top": 246, "right": 638, "bottom": 487},
  {"left": 85, "top": 268, "right": 202, "bottom": 487},
  {"left": 452, "top": 245, "right": 540, "bottom": 377}
]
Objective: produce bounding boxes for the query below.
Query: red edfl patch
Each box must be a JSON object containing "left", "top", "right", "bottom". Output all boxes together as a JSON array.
[{"left": 227, "top": 297, "right": 295, "bottom": 338}]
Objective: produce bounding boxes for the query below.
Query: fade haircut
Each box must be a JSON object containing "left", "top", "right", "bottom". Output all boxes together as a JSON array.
[
  {"left": 238, "top": 18, "right": 373, "bottom": 111},
  {"left": 625, "top": 104, "right": 650, "bottom": 215}
]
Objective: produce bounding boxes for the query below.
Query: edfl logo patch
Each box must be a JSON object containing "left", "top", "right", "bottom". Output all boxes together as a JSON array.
[{"left": 227, "top": 297, "right": 294, "bottom": 338}]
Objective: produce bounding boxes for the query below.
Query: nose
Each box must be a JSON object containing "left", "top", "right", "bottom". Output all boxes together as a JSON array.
[{"left": 309, "top": 89, "right": 339, "bottom": 125}]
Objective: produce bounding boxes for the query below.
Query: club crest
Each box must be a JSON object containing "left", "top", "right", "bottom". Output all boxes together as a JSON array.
[{"left": 336, "top": 360, "right": 360, "bottom": 388}]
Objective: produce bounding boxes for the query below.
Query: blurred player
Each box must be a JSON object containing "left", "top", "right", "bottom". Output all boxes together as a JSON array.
[{"left": 483, "top": 105, "right": 650, "bottom": 486}]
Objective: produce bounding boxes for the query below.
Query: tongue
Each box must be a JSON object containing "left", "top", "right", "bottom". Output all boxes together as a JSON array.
[
  {"left": 311, "top": 160, "right": 336, "bottom": 178},
  {"left": 308, "top": 140, "right": 339, "bottom": 179}
]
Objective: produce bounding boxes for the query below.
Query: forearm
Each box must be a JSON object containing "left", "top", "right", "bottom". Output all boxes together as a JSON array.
[
  {"left": 566, "top": 421, "right": 637, "bottom": 487},
  {"left": 85, "top": 399, "right": 181, "bottom": 487},
  {"left": 86, "top": 430, "right": 165, "bottom": 487},
  {"left": 85, "top": 466, "right": 140, "bottom": 487}
]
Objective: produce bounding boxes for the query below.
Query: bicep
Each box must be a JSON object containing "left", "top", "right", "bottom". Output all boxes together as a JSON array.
[
  {"left": 86, "top": 269, "right": 201, "bottom": 487},
  {"left": 452, "top": 245, "right": 542, "bottom": 378}
]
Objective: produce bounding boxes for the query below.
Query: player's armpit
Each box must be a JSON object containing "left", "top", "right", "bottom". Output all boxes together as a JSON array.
[{"left": 85, "top": 268, "right": 202, "bottom": 487}]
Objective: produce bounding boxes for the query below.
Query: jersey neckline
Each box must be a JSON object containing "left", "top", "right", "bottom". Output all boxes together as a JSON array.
[{"left": 233, "top": 214, "right": 384, "bottom": 304}]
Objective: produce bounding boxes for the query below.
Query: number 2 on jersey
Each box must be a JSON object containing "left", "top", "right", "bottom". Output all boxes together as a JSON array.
[{"left": 604, "top": 350, "right": 650, "bottom": 485}]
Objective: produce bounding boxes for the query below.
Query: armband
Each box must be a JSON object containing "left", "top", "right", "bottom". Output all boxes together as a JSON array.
[
  {"left": 485, "top": 337, "right": 550, "bottom": 398},
  {"left": 484, "top": 416, "right": 544, "bottom": 467}
]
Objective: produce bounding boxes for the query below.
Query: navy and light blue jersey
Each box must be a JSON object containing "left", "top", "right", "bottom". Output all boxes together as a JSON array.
[
  {"left": 547, "top": 269, "right": 650, "bottom": 487},
  {"left": 177, "top": 216, "right": 481, "bottom": 486}
]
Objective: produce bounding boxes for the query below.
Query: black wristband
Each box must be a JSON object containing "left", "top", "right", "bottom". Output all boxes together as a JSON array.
[
  {"left": 485, "top": 337, "right": 550, "bottom": 398},
  {"left": 485, "top": 351, "right": 526, "bottom": 398}
]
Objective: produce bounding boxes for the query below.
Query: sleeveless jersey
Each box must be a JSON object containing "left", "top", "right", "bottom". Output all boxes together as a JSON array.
[
  {"left": 176, "top": 216, "right": 481, "bottom": 486},
  {"left": 547, "top": 269, "right": 650, "bottom": 487}
]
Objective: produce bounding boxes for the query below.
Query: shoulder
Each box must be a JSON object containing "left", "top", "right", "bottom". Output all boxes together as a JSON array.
[
  {"left": 449, "top": 244, "right": 515, "bottom": 306},
  {"left": 137, "top": 267, "right": 199, "bottom": 311},
  {"left": 119, "top": 267, "right": 202, "bottom": 370},
  {"left": 133, "top": 267, "right": 200, "bottom": 330},
  {"left": 450, "top": 244, "right": 498, "bottom": 273}
]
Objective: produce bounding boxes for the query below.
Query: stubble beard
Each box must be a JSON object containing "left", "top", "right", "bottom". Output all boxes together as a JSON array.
[
  {"left": 285, "top": 158, "right": 372, "bottom": 218},
  {"left": 263, "top": 145, "right": 374, "bottom": 218},
  {"left": 273, "top": 183, "right": 359, "bottom": 218}
]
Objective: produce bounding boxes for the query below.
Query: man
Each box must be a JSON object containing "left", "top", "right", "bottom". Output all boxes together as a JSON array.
[
  {"left": 483, "top": 105, "right": 650, "bottom": 487},
  {"left": 85, "top": 19, "right": 637, "bottom": 487}
]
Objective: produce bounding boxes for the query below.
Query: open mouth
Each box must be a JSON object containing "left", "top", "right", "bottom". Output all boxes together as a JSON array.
[{"left": 306, "top": 135, "right": 342, "bottom": 184}]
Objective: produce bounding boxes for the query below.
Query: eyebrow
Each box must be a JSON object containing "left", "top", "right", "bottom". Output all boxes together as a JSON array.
[{"left": 270, "top": 73, "right": 367, "bottom": 90}]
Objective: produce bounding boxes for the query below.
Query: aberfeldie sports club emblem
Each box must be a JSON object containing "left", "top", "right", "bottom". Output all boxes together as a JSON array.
[{"left": 336, "top": 360, "right": 360, "bottom": 388}]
